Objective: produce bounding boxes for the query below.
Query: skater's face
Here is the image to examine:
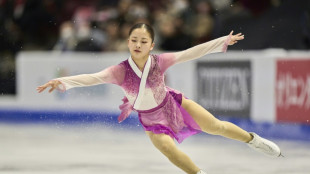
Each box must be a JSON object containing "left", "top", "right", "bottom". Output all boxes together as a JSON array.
[{"left": 128, "top": 28, "right": 155, "bottom": 60}]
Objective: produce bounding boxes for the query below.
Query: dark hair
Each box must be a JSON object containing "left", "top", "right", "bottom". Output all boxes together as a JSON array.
[{"left": 128, "top": 23, "right": 155, "bottom": 43}]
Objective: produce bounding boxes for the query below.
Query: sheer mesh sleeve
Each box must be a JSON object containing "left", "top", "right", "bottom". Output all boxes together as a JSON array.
[
  {"left": 158, "top": 35, "right": 231, "bottom": 73},
  {"left": 55, "top": 63, "right": 125, "bottom": 92}
]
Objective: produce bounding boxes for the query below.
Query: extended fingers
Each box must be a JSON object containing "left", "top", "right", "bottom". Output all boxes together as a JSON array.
[
  {"left": 36, "top": 87, "right": 42, "bottom": 93},
  {"left": 36, "top": 81, "right": 55, "bottom": 93},
  {"left": 228, "top": 30, "right": 245, "bottom": 45},
  {"left": 36, "top": 85, "right": 48, "bottom": 93},
  {"left": 230, "top": 34, "right": 244, "bottom": 45},
  {"left": 235, "top": 33, "right": 244, "bottom": 40}
]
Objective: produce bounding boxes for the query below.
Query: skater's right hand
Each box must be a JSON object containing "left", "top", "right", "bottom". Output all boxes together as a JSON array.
[{"left": 36, "top": 80, "right": 61, "bottom": 93}]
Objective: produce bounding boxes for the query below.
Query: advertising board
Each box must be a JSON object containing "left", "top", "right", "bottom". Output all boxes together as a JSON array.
[
  {"left": 197, "top": 61, "right": 251, "bottom": 118},
  {"left": 276, "top": 59, "right": 310, "bottom": 124}
]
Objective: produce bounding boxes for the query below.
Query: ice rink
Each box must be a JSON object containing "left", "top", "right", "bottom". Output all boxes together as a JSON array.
[{"left": 1, "top": 123, "right": 309, "bottom": 174}]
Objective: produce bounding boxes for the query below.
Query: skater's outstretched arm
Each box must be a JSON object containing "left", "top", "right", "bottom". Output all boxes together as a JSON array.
[
  {"left": 36, "top": 64, "right": 125, "bottom": 93},
  {"left": 158, "top": 31, "right": 244, "bottom": 72}
]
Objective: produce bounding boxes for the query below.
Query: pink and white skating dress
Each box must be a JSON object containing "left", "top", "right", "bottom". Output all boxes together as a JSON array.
[{"left": 55, "top": 35, "right": 231, "bottom": 143}]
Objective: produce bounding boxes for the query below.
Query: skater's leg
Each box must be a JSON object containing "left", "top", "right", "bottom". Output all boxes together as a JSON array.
[
  {"left": 146, "top": 131, "right": 200, "bottom": 174},
  {"left": 181, "top": 97, "right": 282, "bottom": 157},
  {"left": 181, "top": 97, "right": 252, "bottom": 143}
]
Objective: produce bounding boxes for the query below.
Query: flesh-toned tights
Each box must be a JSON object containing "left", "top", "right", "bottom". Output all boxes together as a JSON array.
[{"left": 146, "top": 97, "right": 252, "bottom": 174}]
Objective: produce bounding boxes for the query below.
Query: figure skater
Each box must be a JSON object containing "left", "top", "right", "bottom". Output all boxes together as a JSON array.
[{"left": 37, "top": 23, "right": 282, "bottom": 174}]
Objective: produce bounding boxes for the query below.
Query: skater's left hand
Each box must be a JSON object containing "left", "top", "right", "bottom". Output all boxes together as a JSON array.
[{"left": 228, "top": 31, "right": 244, "bottom": 45}]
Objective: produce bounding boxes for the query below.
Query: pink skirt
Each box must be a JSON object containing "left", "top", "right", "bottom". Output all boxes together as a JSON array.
[{"left": 137, "top": 89, "right": 201, "bottom": 143}]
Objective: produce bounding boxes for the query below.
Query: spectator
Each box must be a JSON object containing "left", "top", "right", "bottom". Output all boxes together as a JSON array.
[
  {"left": 0, "top": 0, "right": 309, "bottom": 95},
  {"left": 157, "top": 16, "right": 192, "bottom": 50},
  {"left": 53, "top": 21, "right": 77, "bottom": 51},
  {"left": 100, "top": 19, "right": 118, "bottom": 51},
  {"left": 115, "top": 22, "right": 133, "bottom": 51},
  {"left": 185, "top": 0, "right": 215, "bottom": 44}
]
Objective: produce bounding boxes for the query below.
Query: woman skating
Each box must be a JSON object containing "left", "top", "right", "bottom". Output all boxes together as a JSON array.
[{"left": 37, "top": 23, "right": 281, "bottom": 174}]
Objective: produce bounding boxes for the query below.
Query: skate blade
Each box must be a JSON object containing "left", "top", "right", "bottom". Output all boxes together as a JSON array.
[{"left": 278, "top": 152, "right": 285, "bottom": 157}]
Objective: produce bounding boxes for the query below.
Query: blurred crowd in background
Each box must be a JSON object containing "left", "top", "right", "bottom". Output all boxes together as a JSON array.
[{"left": 0, "top": 0, "right": 309, "bottom": 94}]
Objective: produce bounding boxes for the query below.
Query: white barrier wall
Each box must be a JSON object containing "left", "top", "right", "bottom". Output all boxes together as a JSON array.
[
  {"left": 15, "top": 52, "right": 130, "bottom": 112},
  {"left": 0, "top": 49, "right": 309, "bottom": 124}
]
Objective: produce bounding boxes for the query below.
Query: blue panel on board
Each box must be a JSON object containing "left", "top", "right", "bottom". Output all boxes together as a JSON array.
[{"left": 0, "top": 109, "right": 309, "bottom": 141}]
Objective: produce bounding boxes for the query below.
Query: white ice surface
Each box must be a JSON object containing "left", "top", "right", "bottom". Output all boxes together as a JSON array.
[{"left": 0, "top": 123, "right": 309, "bottom": 174}]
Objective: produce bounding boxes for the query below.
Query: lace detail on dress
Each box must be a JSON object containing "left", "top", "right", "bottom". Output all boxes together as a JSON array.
[
  {"left": 148, "top": 55, "right": 167, "bottom": 105},
  {"left": 121, "top": 61, "right": 140, "bottom": 104}
]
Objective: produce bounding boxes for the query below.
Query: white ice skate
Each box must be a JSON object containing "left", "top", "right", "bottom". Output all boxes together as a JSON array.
[{"left": 247, "top": 132, "right": 282, "bottom": 157}]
